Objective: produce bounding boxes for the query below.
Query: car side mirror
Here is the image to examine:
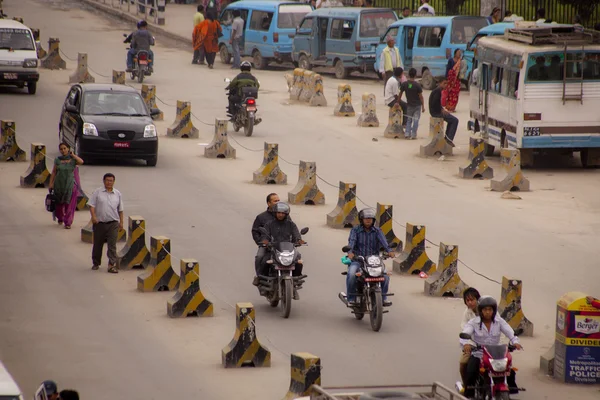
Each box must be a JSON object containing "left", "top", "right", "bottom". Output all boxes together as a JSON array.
[
  {"left": 459, "top": 333, "right": 472, "bottom": 340},
  {"left": 341, "top": 245, "right": 351, "bottom": 253},
  {"left": 300, "top": 227, "right": 309, "bottom": 235},
  {"left": 66, "top": 104, "right": 78, "bottom": 113},
  {"left": 150, "top": 108, "right": 161, "bottom": 116}
]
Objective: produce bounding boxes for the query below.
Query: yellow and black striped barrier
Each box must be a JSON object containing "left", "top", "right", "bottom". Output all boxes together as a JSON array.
[
  {"left": 392, "top": 223, "right": 436, "bottom": 275},
  {"left": 459, "top": 137, "right": 494, "bottom": 179},
  {"left": 424, "top": 243, "right": 469, "bottom": 297},
  {"left": 357, "top": 93, "right": 379, "bottom": 127},
  {"left": 221, "top": 302, "right": 271, "bottom": 368},
  {"left": 290, "top": 68, "right": 304, "bottom": 100},
  {"left": 75, "top": 184, "right": 89, "bottom": 211},
  {"left": 288, "top": 161, "right": 325, "bottom": 205},
  {"left": 141, "top": 84, "right": 164, "bottom": 121},
  {"left": 326, "top": 181, "right": 358, "bottom": 229},
  {"left": 68, "top": 53, "right": 95, "bottom": 84},
  {"left": 116, "top": 216, "right": 150, "bottom": 270},
  {"left": 166, "top": 100, "right": 199, "bottom": 139},
  {"left": 19, "top": 143, "right": 50, "bottom": 188},
  {"left": 334, "top": 84, "right": 355, "bottom": 117},
  {"left": 167, "top": 259, "right": 213, "bottom": 318},
  {"left": 420, "top": 117, "right": 453, "bottom": 157},
  {"left": 300, "top": 70, "right": 314, "bottom": 103},
  {"left": 40, "top": 38, "right": 66, "bottom": 70},
  {"left": 283, "top": 352, "right": 321, "bottom": 400},
  {"left": 204, "top": 118, "right": 236, "bottom": 159},
  {"left": 491, "top": 149, "right": 530, "bottom": 192},
  {"left": 252, "top": 142, "right": 287, "bottom": 185},
  {"left": 80, "top": 219, "right": 127, "bottom": 244},
  {"left": 499, "top": 277, "right": 534, "bottom": 336},
  {"left": 137, "top": 236, "right": 179, "bottom": 292},
  {"left": 383, "top": 103, "right": 404, "bottom": 139},
  {"left": 375, "top": 203, "right": 402, "bottom": 250},
  {"left": 112, "top": 70, "right": 125, "bottom": 85},
  {"left": 309, "top": 74, "right": 327, "bottom": 107},
  {"left": 0, "top": 120, "right": 26, "bottom": 162}
]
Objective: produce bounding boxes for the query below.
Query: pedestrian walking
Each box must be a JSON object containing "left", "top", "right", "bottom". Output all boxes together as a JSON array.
[
  {"left": 194, "top": 4, "right": 205, "bottom": 26},
  {"left": 400, "top": 68, "right": 425, "bottom": 140},
  {"left": 444, "top": 49, "right": 462, "bottom": 112},
  {"left": 379, "top": 35, "right": 402, "bottom": 92},
  {"left": 429, "top": 77, "right": 458, "bottom": 147},
  {"left": 192, "top": 6, "right": 206, "bottom": 65},
  {"left": 230, "top": 10, "right": 244, "bottom": 68},
  {"left": 88, "top": 173, "right": 124, "bottom": 274},
  {"left": 48, "top": 142, "right": 84, "bottom": 230},
  {"left": 198, "top": 11, "right": 222, "bottom": 69}
]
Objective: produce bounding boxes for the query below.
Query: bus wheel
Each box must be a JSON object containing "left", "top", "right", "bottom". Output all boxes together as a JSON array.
[{"left": 521, "top": 149, "right": 534, "bottom": 169}]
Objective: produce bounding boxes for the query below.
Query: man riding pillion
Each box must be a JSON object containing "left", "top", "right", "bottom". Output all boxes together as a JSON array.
[
  {"left": 460, "top": 296, "right": 523, "bottom": 399},
  {"left": 125, "top": 20, "right": 155, "bottom": 73},
  {"left": 342, "top": 208, "right": 395, "bottom": 307},
  {"left": 225, "top": 61, "right": 261, "bottom": 124}
]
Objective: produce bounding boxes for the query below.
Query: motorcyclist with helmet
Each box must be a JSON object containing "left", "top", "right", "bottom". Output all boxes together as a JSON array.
[
  {"left": 342, "top": 208, "right": 395, "bottom": 307},
  {"left": 225, "top": 61, "right": 261, "bottom": 123},
  {"left": 460, "top": 295, "right": 523, "bottom": 398},
  {"left": 124, "top": 20, "right": 155, "bottom": 72},
  {"left": 251, "top": 193, "right": 282, "bottom": 286}
]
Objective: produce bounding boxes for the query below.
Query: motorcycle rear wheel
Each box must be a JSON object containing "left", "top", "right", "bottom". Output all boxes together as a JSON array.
[
  {"left": 280, "top": 279, "right": 292, "bottom": 318},
  {"left": 137, "top": 68, "right": 144, "bottom": 83},
  {"left": 369, "top": 289, "right": 383, "bottom": 332},
  {"left": 244, "top": 114, "right": 254, "bottom": 137},
  {"left": 494, "top": 392, "right": 509, "bottom": 400}
]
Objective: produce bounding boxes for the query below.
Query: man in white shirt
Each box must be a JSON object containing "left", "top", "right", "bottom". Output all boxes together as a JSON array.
[
  {"left": 379, "top": 35, "right": 403, "bottom": 91},
  {"left": 417, "top": 0, "right": 434, "bottom": 15},
  {"left": 384, "top": 67, "right": 408, "bottom": 128}
]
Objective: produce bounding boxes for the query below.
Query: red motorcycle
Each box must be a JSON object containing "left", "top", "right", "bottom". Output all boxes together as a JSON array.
[{"left": 458, "top": 332, "right": 525, "bottom": 400}]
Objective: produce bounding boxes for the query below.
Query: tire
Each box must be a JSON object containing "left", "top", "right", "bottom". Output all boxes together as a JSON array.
[
  {"left": 220, "top": 45, "right": 232, "bottom": 64},
  {"left": 244, "top": 113, "right": 254, "bottom": 137},
  {"left": 138, "top": 68, "right": 144, "bottom": 83},
  {"left": 27, "top": 81, "right": 37, "bottom": 95},
  {"left": 146, "top": 156, "right": 157, "bottom": 167},
  {"left": 334, "top": 59, "right": 347, "bottom": 79},
  {"left": 298, "top": 54, "right": 311, "bottom": 70},
  {"left": 253, "top": 50, "right": 267, "bottom": 70},
  {"left": 280, "top": 278, "right": 292, "bottom": 318},
  {"left": 494, "top": 392, "right": 510, "bottom": 400},
  {"left": 369, "top": 289, "right": 383, "bottom": 332}
]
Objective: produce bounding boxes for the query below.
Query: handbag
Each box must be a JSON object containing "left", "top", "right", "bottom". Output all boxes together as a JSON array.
[{"left": 45, "top": 189, "right": 56, "bottom": 212}]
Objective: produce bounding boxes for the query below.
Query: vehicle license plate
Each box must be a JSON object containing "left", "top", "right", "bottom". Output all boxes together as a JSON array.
[
  {"left": 3, "top": 73, "right": 17, "bottom": 80},
  {"left": 114, "top": 142, "right": 130, "bottom": 148},
  {"left": 138, "top": 60, "right": 148, "bottom": 65},
  {"left": 247, "top": 106, "right": 256, "bottom": 112}
]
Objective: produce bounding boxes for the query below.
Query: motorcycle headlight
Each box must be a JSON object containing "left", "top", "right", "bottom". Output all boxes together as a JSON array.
[
  {"left": 367, "top": 266, "right": 383, "bottom": 277},
  {"left": 82, "top": 123, "right": 98, "bottom": 136},
  {"left": 366, "top": 255, "right": 382, "bottom": 267},
  {"left": 490, "top": 358, "right": 508, "bottom": 372},
  {"left": 277, "top": 251, "right": 294, "bottom": 266},
  {"left": 23, "top": 58, "right": 38, "bottom": 68},
  {"left": 144, "top": 124, "right": 157, "bottom": 138}
]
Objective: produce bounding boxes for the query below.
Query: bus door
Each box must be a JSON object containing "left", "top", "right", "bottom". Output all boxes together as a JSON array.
[{"left": 479, "top": 62, "right": 491, "bottom": 142}]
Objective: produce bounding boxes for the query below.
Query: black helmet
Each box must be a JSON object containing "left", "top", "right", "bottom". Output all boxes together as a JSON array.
[
  {"left": 240, "top": 61, "right": 252, "bottom": 72},
  {"left": 137, "top": 20, "right": 148, "bottom": 28},
  {"left": 477, "top": 296, "right": 497, "bottom": 319},
  {"left": 358, "top": 208, "right": 376, "bottom": 224},
  {"left": 272, "top": 202, "right": 290, "bottom": 215}
]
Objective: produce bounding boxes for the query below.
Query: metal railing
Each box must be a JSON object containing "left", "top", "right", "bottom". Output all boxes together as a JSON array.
[
  {"left": 307, "top": 382, "right": 469, "bottom": 400},
  {"left": 88, "top": 0, "right": 166, "bottom": 25}
]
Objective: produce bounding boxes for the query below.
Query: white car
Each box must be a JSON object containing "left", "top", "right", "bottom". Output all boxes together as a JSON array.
[
  {"left": 0, "top": 19, "right": 39, "bottom": 94},
  {"left": 0, "top": 361, "right": 24, "bottom": 400}
]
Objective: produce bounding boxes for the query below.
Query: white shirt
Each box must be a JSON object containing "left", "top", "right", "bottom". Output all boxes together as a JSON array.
[
  {"left": 418, "top": 3, "right": 435, "bottom": 15},
  {"left": 384, "top": 76, "right": 400, "bottom": 105},
  {"left": 88, "top": 187, "right": 124, "bottom": 222},
  {"left": 231, "top": 17, "right": 244, "bottom": 40},
  {"left": 378, "top": 47, "right": 403, "bottom": 74},
  {"left": 460, "top": 308, "right": 477, "bottom": 330},
  {"left": 460, "top": 315, "right": 519, "bottom": 357}
]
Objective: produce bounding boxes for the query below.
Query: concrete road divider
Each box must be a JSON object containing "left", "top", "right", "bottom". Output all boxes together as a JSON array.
[
  {"left": 75, "top": 184, "right": 89, "bottom": 211},
  {"left": 221, "top": 302, "right": 271, "bottom": 368},
  {"left": 137, "top": 236, "right": 179, "bottom": 292},
  {"left": 68, "top": 53, "right": 95, "bottom": 84},
  {"left": 357, "top": 93, "right": 379, "bottom": 127},
  {"left": 19, "top": 143, "right": 50, "bottom": 188},
  {"left": 32, "top": 29, "right": 47, "bottom": 59},
  {"left": 80, "top": 218, "right": 126, "bottom": 244},
  {"left": 166, "top": 101, "right": 199, "bottom": 138},
  {"left": 116, "top": 216, "right": 150, "bottom": 270},
  {"left": 253, "top": 143, "right": 287, "bottom": 185},
  {"left": 288, "top": 69, "right": 327, "bottom": 106},
  {"left": 420, "top": 117, "right": 453, "bottom": 157},
  {"left": 167, "top": 259, "right": 213, "bottom": 318},
  {"left": 539, "top": 344, "right": 555, "bottom": 377},
  {"left": 141, "top": 84, "right": 164, "bottom": 121},
  {"left": 41, "top": 38, "right": 66, "bottom": 70},
  {"left": 0, "top": 120, "right": 26, "bottom": 162},
  {"left": 326, "top": 181, "right": 358, "bottom": 229},
  {"left": 290, "top": 68, "right": 304, "bottom": 100},
  {"left": 300, "top": 70, "right": 314, "bottom": 103},
  {"left": 112, "top": 70, "right": 125, "bottom": 85},
  {"left": 491, "top": 149, "right": 530, "bottom": 192},
  {"left": 392, "top": 223, "right": 436, "bottom": 275},
  {"left": 459, "top": 137, "right": 494, "bottom": 179},
  {"left": 204, "top": 118, "right": 236, "bottom": 159},
  {"left": 499, "top": 277, "right": 534, "bottom": 337},
  {"left": 309, "top": 74, "right": 327, "bottom": 107},
  {"left": 383, "top": 103, "right": 404, "bottom": 139},
  {"left": 333, "top": 84, "right": 355, "bottom": 117},
  {"left": 424, "top": 243, "right": 468, "bottom": 297},
  {"left": 283, "top": 352, "right": 321, "bottom": 400},
  {"left": 288, "top": 161, "right": 325, "bottom": 205},
  {"left": 375, "top": 203, "right": 402, "bottom": 250}
]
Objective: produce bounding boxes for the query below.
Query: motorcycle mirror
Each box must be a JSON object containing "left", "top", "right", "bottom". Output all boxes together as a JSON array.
[
  {"left": 224, "top": 78, "right": 231, "bottom": 83},
  {"left": 513, "top": 328, "right": 524, "bottom": 336},
  {"left": 123, "top": 33, "right": 128, "bottom": 37},
  {"left": 459, "top": 333, "right": 473, "bottom": 340},
  {"left": 341, "top": 245, "right": 351, "bottom": 253},
  {"left": 300, "top": 227, "right": 309, "bottom": 235}
]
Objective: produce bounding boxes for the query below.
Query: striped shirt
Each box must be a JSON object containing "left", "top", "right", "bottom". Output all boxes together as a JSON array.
[{"left": 347, "top": 225, "right": 390, "bottom": 257}]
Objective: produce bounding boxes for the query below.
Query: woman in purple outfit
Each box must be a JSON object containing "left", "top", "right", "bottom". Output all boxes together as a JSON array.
[{"left": 49, "top": 142, "right": 84, "bottom": 229}]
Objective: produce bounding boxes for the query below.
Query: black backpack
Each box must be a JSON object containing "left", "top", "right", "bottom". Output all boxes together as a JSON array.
[{"left": 45, "top": 189, "right": 56, "bottom": 212}]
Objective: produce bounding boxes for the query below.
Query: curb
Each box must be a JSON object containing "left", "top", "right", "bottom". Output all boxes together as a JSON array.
[{"left": 78, "top": 0, "right": 192, "bottom": 47}]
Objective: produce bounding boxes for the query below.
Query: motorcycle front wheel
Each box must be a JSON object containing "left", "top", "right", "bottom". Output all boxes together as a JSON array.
[
  {"left": 280, "top": 278, "right": 292, "bottom": 318},
  {"left": 369, "top": 288, "right": 383, "bottom": 332},
  {"left": 244, "top": 113, "right": 254, "bottom": 137}
]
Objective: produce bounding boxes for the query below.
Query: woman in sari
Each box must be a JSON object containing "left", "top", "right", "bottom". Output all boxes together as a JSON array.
[
  {"left": 444, "top": 49, "right": 462, "bottom": 112},
  {"left": 198, "top": 11, "right": 222, "bottom": 69},
  {"left": 49, "top": 142, "right": 84, "bottom": 229}
]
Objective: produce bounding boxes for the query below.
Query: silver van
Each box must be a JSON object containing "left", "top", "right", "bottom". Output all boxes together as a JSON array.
[{"left": 0, "top": 19, "right": 40, "bottom": 94}]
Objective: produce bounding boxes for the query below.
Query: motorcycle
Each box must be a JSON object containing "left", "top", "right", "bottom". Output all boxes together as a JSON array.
[
  {"left": 123, "top": 33, "right": 154, "bottom": 83},
  {"left": 257, "top": 226, "right": 309, "bottom": 318},
  {"left": 338, "top": 244, "right": 397, "bottom": 332},
  {"left": 224, "top": 78, "right": 262, "bottom": 137},
  {"left": 457, "top": 331, "right": 525, "bottom": 400}
]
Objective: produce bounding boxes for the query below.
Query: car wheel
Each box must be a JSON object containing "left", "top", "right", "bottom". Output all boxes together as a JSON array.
[
  {"left": 334, "top": 59, "right": 347, "bottom": 79},
  {"left": 298, "top": 54, "right": 311, "bottom": 70},
  {"left": 146, "top": 156, "right": 157, "bottom": 167},
  {"left": 27, "top": 81, "right": 37, "bottom": 95},
  {"left": 219, "top": 45, "right": 232, "bottom": 64},
  {"left": 253, "top": 50, "right": 267, "bottom": 70}
]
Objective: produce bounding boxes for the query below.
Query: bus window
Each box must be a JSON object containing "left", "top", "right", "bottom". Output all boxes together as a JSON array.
[
  {"left": 508, "top": 70, "right": 519, "bottom": 98},
  {"left": 490, "top": 65, "right": 504, "bottom": 94},
  {"left": 417, "top": 26, "right": 446, "bottom": 47},
  {"left": 527, "top": 55, "right": 549, "bottom": 81},
  {"left": 583, "top": 52, "right": 600, "bottom": 79}
]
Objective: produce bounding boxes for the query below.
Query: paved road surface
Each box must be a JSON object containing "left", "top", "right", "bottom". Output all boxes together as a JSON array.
[{"left": 1, "top": 1, "right": 599, "bottom": 399}]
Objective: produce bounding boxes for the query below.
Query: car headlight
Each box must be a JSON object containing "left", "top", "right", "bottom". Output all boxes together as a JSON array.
[
  {"left": 82, "top": 123, "right": 98, "bottom": 136},
  {"left": 490, "top": 358, "right": 508, "bottom": 372},
  {"left": 144, "top": 124, "right": 157, "bottom": 138},
  {"left": 277, "top": 251, "right": 294, "bottom": 266},
  {"left": 367, "top": 266, "right": 383, "bottom": 277},
  {"left": 23, "top": 58, "right": 38, "bottom": 68}
]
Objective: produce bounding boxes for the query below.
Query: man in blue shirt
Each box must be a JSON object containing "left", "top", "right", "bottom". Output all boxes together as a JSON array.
[{"left": 344, "top": 208, "right": 395, "bottom": 306}]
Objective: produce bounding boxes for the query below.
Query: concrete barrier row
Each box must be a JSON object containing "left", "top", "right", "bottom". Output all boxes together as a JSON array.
[{"left": 289, "top": 68, "right": 327, "bottom": 107}]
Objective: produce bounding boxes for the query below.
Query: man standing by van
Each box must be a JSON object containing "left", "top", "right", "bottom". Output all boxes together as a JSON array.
[
  {"left": 230, "top": 10, "right": 244, "bottom": 69},
  {"left": 379, "top": 35, "right": 402, "bottom": 92}
]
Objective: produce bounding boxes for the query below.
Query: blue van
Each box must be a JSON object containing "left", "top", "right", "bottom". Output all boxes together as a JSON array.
[
  {"left": 218, "top": 0, "right": 313, "bottom": 69},
  {"left": 292, "top": 7, "right": 398, "bottom": 79},
  {"left": 374, "top": 16, "right": 488, "bottom": 85}
]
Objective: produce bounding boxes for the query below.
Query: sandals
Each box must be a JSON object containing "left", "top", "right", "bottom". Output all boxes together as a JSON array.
[
  {"left": 65, "top": 225, "right": 71, "bottom": 229},
  {"left": 107, "top": 265, "right": 119, "bottom": 274}
]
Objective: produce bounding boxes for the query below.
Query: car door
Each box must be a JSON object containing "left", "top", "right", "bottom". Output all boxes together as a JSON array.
[
  {"left": 62, "top": 87, "right": 80, "bottom": 146},
  {"left": 402, "top": 26, "right": 416, "bottom": 68}
]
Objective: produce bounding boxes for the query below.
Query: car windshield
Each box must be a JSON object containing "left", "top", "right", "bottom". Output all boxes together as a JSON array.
[
  {"left": 277, "top": 4, "right": 313, "bottom": 29},
  {"left": 0, "top": 28, "right": 35, "bottom": 50},
  {"left": 82, "top": 91, "right": 147, "bottom": 116},
  {"left": 360, "top": 11, "right": 397, "bottom": 38}
]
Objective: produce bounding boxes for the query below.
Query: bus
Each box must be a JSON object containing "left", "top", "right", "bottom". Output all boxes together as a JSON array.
[{"left": 468, "top": 24, "right": 600, "bottom": 167}]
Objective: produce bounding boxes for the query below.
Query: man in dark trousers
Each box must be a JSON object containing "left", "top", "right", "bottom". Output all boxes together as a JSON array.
[
  {"left": 429, "top": 77, "right": 458, "bottom": 147},
  {"left": 251, "top": 193, "right": 281, "bottom": 285}
]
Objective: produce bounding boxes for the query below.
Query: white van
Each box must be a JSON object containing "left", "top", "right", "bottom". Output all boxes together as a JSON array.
[
  {"left": 0, "top": 19, "right": 40, "bottom": 94},
  {"left": 0, "top": 361, "right": 24, "bottom": 400}
]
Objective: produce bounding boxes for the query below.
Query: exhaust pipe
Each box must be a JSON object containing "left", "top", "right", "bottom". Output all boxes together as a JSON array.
[{"left": 338, "top": 292, "right": 349, "bottom": 306}]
